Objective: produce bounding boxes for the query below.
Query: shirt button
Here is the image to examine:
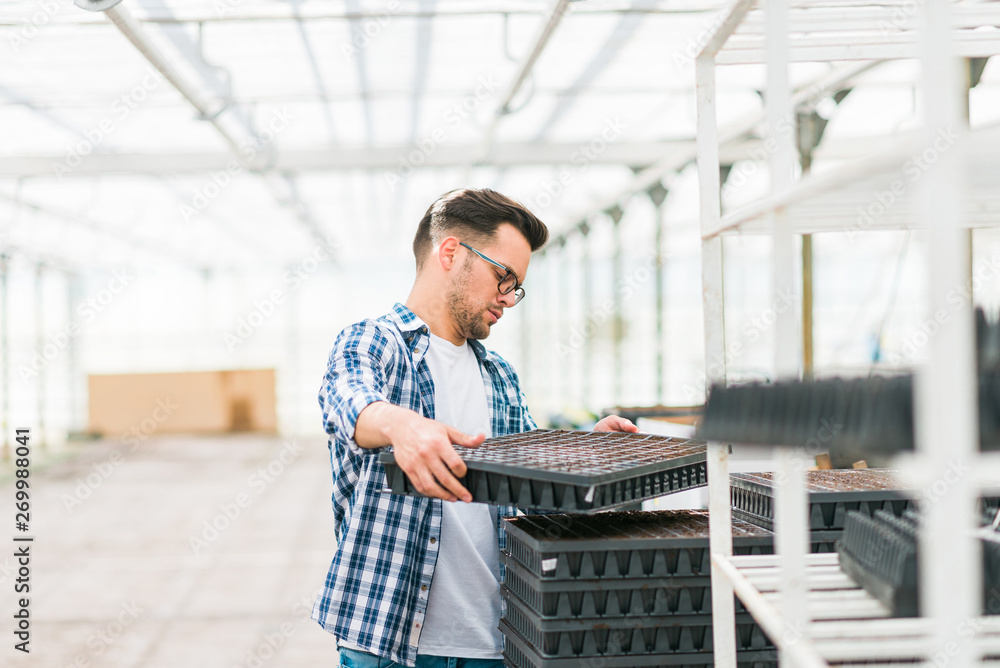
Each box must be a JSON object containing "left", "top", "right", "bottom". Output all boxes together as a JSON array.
[
  {"left": 421, "top": 585, "right": 428, "bottom": 591},
  {"left": 429, "top": 537, "right": 436, "bottom": 544}
]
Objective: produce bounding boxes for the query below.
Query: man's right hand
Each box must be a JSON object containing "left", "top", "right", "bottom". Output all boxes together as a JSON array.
[{"left": 354, "top": 401, "right": 485, "bottom": 502}]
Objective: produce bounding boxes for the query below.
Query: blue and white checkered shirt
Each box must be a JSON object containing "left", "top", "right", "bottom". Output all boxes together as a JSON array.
[{"left": 311, "top": 302, "right": 536, "bottom": 666}]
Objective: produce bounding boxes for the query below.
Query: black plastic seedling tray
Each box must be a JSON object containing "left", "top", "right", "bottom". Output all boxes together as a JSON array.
[
  {"left": 984, "top": 526, "right": 1000, "bottom": 614},
  {"left": 502, "top": 509, "right": 773, "bottom": 580},
  {"left": 501, "top": 587, "right": 772, "bottom": 657},
  {"left": 380, "top": 429, "right": 708, "bottom": 512},
  {"left": 837, "top": 509, "right": 919, "bottom": 617},
  {"left": 730, "top": 470, "right": 912, "bottom": 531},
  {"left": 500, "top": 619, "right": 777, "bottom": 668},
  {"left": 501, "top": 553, "right": 719, "bottom": 618},
  {"left": 838, "top": 508, "right": 1000, "bottom": 617},
  {"left": 697, "top": 376, "right": 916, "bottom": 457}
]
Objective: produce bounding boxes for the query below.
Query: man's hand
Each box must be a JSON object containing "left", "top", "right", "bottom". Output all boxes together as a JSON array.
[
  {"left": 356, "top": 401, "right": 485, "bottom": 502},
  {"left": 594, "top": 414, "right": 639, "bottom": 433}
]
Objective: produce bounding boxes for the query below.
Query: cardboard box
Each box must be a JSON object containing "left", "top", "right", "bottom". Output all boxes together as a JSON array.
[{"left": 88, "top": 369, "right": 277, "bottom": 438}]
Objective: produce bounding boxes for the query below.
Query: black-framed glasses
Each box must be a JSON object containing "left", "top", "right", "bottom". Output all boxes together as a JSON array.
[{"left": 459, "top": 241, "right": 525, "bottom": 305}]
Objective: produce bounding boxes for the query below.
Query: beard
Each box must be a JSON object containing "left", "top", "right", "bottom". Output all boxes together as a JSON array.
[{"left": 446, "top": 265, "right": 492, "bottom": 341}]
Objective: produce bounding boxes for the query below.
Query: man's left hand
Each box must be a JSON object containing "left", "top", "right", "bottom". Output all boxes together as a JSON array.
[{"left": 593, "top": 415, "right": 639, "bottom": 433}]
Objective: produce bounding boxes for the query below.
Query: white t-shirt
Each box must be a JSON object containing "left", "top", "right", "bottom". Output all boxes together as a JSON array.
[{"left": 416, "top": 333, "right": 503, "bottom": 659}]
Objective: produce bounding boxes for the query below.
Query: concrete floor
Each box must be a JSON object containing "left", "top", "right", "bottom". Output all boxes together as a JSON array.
[{"left": 2, "top": 434, "right": 341, "bottom": 668}]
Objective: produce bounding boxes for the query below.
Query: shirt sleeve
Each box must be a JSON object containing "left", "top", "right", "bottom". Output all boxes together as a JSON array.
[
  {"left": 517, "top": 377, "right": 537, "bottom": 432},
  {"left": 319, "top": 319, "right": 395, "bottom": 456},
  {"left": 494, "top": 353, "right": 536, "bottom": 433}
]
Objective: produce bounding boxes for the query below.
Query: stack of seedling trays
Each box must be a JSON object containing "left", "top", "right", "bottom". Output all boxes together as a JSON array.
[
  {"left": 380, "top": 429, "right": 708, "bottom": 512},
  {"left": 730, "top": 469, "right": 912, "bottom": 551},
  {"left": 837, "top": 508, "right": 920, "bottom": 617},
  {"left": 838, "top": 507, "right": 1000, "bottom": 618},
  {"left": 499, "top": 509, "right": 778, "bottom": 668}
]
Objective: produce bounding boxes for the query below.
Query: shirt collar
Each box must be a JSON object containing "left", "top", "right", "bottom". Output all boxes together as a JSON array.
[
  {"left": 387, "top": 302, "right": 489, "bottom": 361},
  {"left": 387, "top": 302, "right": 428, "bottom": 335}
]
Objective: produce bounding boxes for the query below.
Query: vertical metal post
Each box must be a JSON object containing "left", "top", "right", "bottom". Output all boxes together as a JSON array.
[
  {"left": 697, "top": 51, "right": 736, "bottom": 667},
  {"left": 918, "top": 0, "right": 977, "bottom": 666},
  {"left": 557, "top": 239, "right": 570, "bottom": 410},
  {"left": 1, "top": 255, "right": 9, "bottom": 461},
  {"left": 802, "top": 236, "right": 813, "bottom": 376},
  {"left": 800, "top": 154, "right": 814, "bottom": 379},
  {"left": 609, "top": 206, "right": 624, "bottom": 407},
  {"left": 519, "top": 283, "right": 531, "bottom": 398},
  {"left": 285, "top": 268, "right": 297, "bottom": 436},
  {"left": 768, "top": 7, "right": 798, "bottom": 379},
  {"left": 962, "top": 60, "right": 975, "bottom": 303},
  {"left": 765, "top": 0, "right": 809, "bottom": 663},
  {"left": 798, "top": 115, "right": 817, "bottom": 377},
  {"left": 35, "top": 264, "right": 46, "bottom": 451},
  {"left": 580, "top": 222, "right": 592, "bottom": 411},
  {"left": 66, "top": 271, "right": 81, "bottom": 436},
  {"left": 648, "top": 183, "right": 669, "bottom": 405},
  {"left": 543, "top": 250, "right": 554, "bottom": 411}
]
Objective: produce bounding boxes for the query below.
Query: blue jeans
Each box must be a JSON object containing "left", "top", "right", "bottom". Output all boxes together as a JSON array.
[{"left": 338, "top": 647, "right": 504, "bottom": 668}]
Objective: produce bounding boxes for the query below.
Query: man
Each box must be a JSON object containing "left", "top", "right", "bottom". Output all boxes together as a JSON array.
[{"left": 312, "top": 188, "right": 636, "bottom": 668}]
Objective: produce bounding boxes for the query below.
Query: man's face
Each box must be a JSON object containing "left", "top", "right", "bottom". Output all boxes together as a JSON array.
[{"left": 447, "top": 223, "right": 531, "bottom": 341}]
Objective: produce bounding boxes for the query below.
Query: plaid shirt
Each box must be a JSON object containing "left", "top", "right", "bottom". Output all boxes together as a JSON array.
[{"left": 312, "top": 302, "right": 536, "bottom": 666}]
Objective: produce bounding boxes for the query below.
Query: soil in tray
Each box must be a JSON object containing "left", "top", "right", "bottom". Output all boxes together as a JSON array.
[
  {"left": 732, "top": 469, "right": 906, "bottom": 493},
  {"left": 506, "top": 508, "right": 772, "bottom": 543},
  {"left": 451, "top": 429, "right": 706, "bottom": 478}
]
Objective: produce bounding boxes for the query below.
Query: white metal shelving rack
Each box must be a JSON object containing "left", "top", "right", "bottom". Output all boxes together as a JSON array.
[{"left": 698, "top": 1, "right": 1000, "bottom": 666}]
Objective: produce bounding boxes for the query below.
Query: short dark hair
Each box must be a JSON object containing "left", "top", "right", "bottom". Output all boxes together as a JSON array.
[{"left": 412, "top": 188, "right": 548, "bottom": 269}]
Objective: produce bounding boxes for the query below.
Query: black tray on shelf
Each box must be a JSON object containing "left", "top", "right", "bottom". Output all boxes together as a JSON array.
[
  {"left": 839, "top": 508, "right": 1000, "bottom": 617},
  {"left": 502, "top": 509, "right": 773, "bottom": 580},
  {"left": 730, "top": 470, "right": 912, "bottom": 531},
  {"left": 809, "top": 530, "right": 843, "bottom": 553},
  {"left": 697, "top": 376, "right": 915, "bottom": 456},
  {"left": 500, "top": 618, "right": 777, "bottom": 668},
  {"left": 380, "top": 429, "right": 708, "bottom": 512},
  {"left": 501, "top": 586, "right": 772, "bottom": 657},
  {"left": 984, "top": 523, "right": 1000, "bottom": 614},
  {"left": 837, "top": 509, "right": 919, "bottom": 617}
]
